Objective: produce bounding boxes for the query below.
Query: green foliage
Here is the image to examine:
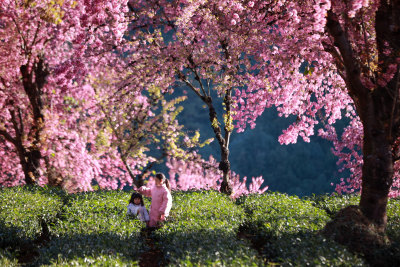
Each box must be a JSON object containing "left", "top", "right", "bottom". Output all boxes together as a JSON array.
[
  {"left": 0, "top": 185, "right": 65, "bottom": 241},
  {"left": 237, "top": 192, "right": 366, "bottom": 266},
  {"left": 0, "top": 249, "right": 18, "bottom": 267},
  {"left": 51, "top": 190, "right": 141, "bottom": 235},
  {"left": 385, "top": 198, "right": 400, "bottom": 264},
  {"left": 305, "top": 193, "right": 360, "bottom": 217},
  {"left": 155, "top": 190, "right": 262, "bottom": 266},
  {"left": 36, "top": 190, "right": 145, "bottom": 266},
  {"left": 387, "top": 198, "right": 400, "bottom": 240},
  {"left": 37, "top": 234, "right": 140, "bottom": 266},
  {"left": 3, "top": 187, "right": 399, "bottom": 266},
  {"left": 237, "top": 192, "right": 330, "bottom": 234}
]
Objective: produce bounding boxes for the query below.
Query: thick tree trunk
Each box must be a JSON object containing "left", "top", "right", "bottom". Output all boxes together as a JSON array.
[
  {"left": 361, "top": 2, "right": 400, "bottom": 231},
  {"left": 17, "top": 58, "right": 47, "bottom": 185},
  {"left": 359, "top": 122, "right": 394, "bottom": 231},
  {"left": 326, "top": 2, "right": 400, "bottom": 232},
  {"left": 22, "top": 149, "right": 42, "bottom": 185}
]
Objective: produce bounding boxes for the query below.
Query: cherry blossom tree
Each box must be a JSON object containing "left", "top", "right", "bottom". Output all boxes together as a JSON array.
[
  {"left": 90, "top": 61, "right": 213, "bottom": 188},
  {"left": 0, "top": 0, "right": 130, "bottom": 189},
  {"left": 225, "top": 0, "right": 400, "bottom": 232},
  {"left": 127, "top": 0, "right": 269, "bottom": 194}
]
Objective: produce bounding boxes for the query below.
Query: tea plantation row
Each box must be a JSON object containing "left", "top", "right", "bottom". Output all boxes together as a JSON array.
[{"left": 1, "top": 186, "right": 399, "bottom": 266}]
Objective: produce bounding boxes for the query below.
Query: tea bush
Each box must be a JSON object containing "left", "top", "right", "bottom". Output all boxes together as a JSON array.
[
  {"left": 154, "top": 190, "right": 262, "bottom": 266},
  {"left": 387, "top": 198, "right": 400, "bottom": 240},
  {"left": 305, "top": 193, "right": 360, "bottom": 217},
  {"left": 237, "top": 192, "right": 366, "bottom": 266},
  {"left": 36, "top": 190, "right": 145, "bottom": 266},
  {"left": 0, "top": 249, "right": 18, "bottom": 267},
  {"left": 0, "top": 186, "right": 65, "bottom": 243},
  {"left": 2, "top": 187, "right": 399, "bottom": 266}
]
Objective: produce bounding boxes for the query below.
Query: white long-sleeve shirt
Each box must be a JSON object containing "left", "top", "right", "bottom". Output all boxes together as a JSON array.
[{"left": 127, "top": 203, "right": 150, "bottom": 222}]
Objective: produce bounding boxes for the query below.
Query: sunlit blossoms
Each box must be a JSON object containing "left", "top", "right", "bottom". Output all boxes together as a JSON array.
[
  {"left": 165, "top": 155, "right": 268, "bottom": 198},
  {"left": 0, "top": 0, "right": 130, "bottom": 190}
]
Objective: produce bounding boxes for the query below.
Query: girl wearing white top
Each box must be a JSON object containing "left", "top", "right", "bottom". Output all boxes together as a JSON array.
[{"left": 127, "top": 192, "right": 149, "bottom": 224}]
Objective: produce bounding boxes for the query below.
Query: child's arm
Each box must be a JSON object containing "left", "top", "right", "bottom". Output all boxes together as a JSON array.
[
  {"left": 159, "top": 190, "right": 172, "bottom": 218},
  {"left": 137, "top": 186, "right": 152, "bottom": 197}
]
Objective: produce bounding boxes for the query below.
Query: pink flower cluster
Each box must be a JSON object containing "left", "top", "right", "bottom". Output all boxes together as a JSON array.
[{"left": 165, "top": 156, "right": 268, "bottom": 198}]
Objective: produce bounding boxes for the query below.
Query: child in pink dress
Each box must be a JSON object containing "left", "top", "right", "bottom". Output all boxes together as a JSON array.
[{"left": 138, "top": 173, "right": 172, "bottom": 227}]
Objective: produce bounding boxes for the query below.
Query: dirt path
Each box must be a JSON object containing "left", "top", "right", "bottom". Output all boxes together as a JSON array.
[{"left": 139, "top": 228, "right": 165, "bottom": 267}]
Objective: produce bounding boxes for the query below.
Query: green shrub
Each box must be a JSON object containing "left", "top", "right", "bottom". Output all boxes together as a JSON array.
[
  {"left": 387, "top": 198, "right": 400, "bottom": 240},
  {"left": 36, "top": 190, "right": 145, "bottom": 266},
  {"left": 2, "top": 187, "right": 398, "bottom": 266},
  {"left": 51, "top": 190, "right": 143, "bottom": 235},
  {"left": 0, "top": 249, "right": 18, "bottom": 267},
  {"left": 237, "top": 192, "right": 366, "bottom": 266},
  {"left": 238, "top": 192, "right": 330, "bottom": 234},
  {"left": 306, "top": 193, "right": 360, "bottom": 217},
  {"left": 155, "top": 190, "right": 262, "bottom": 266},
  {"left": 0, "top": 185, "right": 65, "bottom": 241},
  {"left": 37, "top": 234, "right": 140, "bottom": 266}
]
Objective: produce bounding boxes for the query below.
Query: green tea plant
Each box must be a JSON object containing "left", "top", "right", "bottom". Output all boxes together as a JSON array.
[
  {"left": 305, "top": 193, "right": 360, "bottom": 217},
  {"left": 0, "top": 249, "right": 18, "bottom": 267},
  {"left": 383, "top": 198, "right": 400, "bottom": 265},
  {"left": 36, "top": 190, "right": 145, "bottom": 266},
  {"left": 0, "top": 186, "right": 65, "bottom": 241},
  {"left": 237, "top": 192, "right": 365, "bottom": 266},
  {"left": 154, "top": 190, "right": 262, "bottom": 266},
  {"left": 3, "top": 187, "right": 397, "bottom": 266},
  {"left": 387, "top": 198, "right": 400, "bottom": 239}
]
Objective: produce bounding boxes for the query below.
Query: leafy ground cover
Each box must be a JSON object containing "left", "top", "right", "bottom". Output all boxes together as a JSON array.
[
  {"left": 153, "top": 190, "right": 262, "bottom": 266},
  {"left": 36, "top": 190, "right": 146, "bottom": 266},
  {"left": 236, "top": 192, "right": 366, "bottom": 266},
  {"left": 1, "top": 186, "right": 399, "bottom": 266}
]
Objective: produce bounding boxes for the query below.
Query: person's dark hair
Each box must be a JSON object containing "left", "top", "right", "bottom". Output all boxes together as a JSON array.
[
  {"left": 129, "top": 192, "right": 144, "bottom": 206},
  {"left": 155, "top": 173, "right": 171, "bottom": 191}
]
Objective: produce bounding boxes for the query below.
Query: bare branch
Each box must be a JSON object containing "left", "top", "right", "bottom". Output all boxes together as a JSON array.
[{"left": 188, "top": 65, "right": 208, "bottom": 97}]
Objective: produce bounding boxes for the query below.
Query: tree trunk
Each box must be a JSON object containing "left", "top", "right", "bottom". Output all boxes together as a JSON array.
[
  {"left": 22, "top": 149, "right": 42, "bottom": 185},
  {"left": 326, "top": 2, "right": 400, "bottom": 232},
  {"left": 203, "top": 95, "right": 233, "bottom": 195},
  {"left": 18, "top": 58, "right": 48, "bottom": 185},
  {"left": 359, "top": 120, "right": 394, "bottom": 231},
  {"left": 219, "top": 144, "right": 232, "bottom": 195}
]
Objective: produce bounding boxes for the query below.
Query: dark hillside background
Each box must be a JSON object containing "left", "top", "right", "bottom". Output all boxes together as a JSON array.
[{"left": 173, "top": 91, "right": 346, "bottom": 197}]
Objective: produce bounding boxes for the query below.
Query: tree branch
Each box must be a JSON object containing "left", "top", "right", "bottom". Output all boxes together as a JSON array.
[
  {"left": 9, "top": 109, "right": 21, "bottom": 138},
  {"left": 176, "top": 69, "right": 203, "bottom": 99},
  {"left": 0, "top": 129, "right": 16, "bottom": 146},
  {"left": 326, "top": 11, "right": 366, "bottom": 100}
]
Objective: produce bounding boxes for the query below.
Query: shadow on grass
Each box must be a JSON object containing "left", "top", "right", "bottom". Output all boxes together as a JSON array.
[
  {"left": 239, "top": 219, "right": 400, "bottom": 267},
  {"left": 36, "top": 231, "right": 146, "bottom": 266},
  {"left": 152, "top": 227, "right": 262, "bottom": 266},
  {"left": 0, "top": 219, "right": 41, "bottom": 265},
  {"left": 0, "top": 218, "right": 148, "bottom": 266}
]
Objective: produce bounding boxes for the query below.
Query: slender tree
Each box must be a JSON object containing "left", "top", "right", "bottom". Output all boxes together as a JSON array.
[
  {"left": 128, "top": 0, "right": 269, "bottom": 194},
  {"left": 90, "top": 62, "right": 212, "bottom": 188}
]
